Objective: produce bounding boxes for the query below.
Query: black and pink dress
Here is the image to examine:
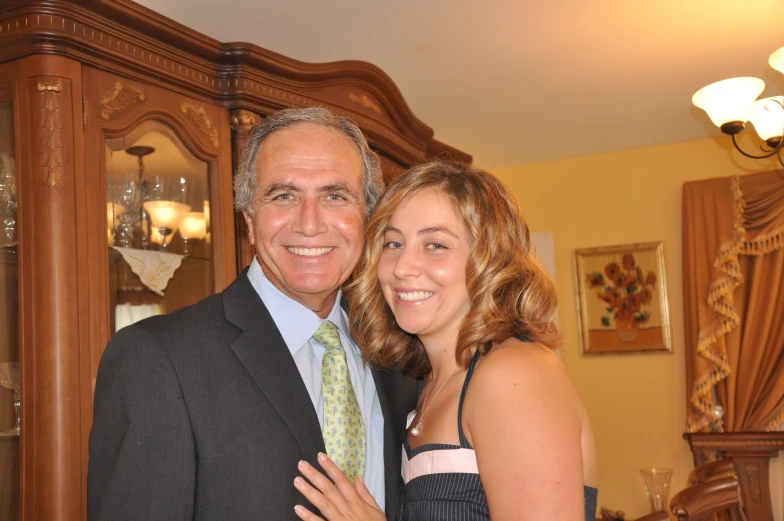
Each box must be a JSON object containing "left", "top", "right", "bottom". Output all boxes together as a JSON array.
[{"left": 397, "top": 351, "right": 598, "bottom": 521}]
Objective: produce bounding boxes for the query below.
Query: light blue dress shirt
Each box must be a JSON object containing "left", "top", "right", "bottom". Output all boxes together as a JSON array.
[{"left": 247, "top": 258, "right": 386, "bottom": 511}]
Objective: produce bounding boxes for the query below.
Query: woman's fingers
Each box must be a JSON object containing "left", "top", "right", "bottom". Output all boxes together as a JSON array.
[
  {"left": 298, "top": 457, "right": 353, "bottom": 501},
  {"left": 294, "top": 504, "right": 325, "bottom": 521},
  {"left": 315, "top": 452, "right": 360, "bottom": 499},
  {"left": 294, "top": 472, "right": 343, "bottom": 520},
  {"left": 354, "top": 476, "right": 382, "bottom": 511}
]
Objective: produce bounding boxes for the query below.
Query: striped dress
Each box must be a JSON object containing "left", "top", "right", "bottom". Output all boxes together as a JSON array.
[{"left": 397, "top": 350, "right": 598, "bottom": 521}]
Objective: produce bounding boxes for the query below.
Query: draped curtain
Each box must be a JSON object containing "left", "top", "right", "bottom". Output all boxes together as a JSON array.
[{"left": 683, "top": 169, "right": 784, "bottom": 433}]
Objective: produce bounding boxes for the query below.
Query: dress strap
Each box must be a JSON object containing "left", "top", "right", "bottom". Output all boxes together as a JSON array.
[{"left": 457, "top": 349, "right": 482, "bottom": 449}]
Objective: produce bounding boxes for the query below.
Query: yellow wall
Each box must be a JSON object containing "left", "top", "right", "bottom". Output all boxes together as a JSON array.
[{"left": 491, "top": 136, "right": 776, "bottom": 518}]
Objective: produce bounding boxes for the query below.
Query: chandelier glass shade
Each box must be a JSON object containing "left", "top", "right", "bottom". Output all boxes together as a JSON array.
[
  {"left": 692, "top": 77, "right": 764, "bottom": 131},
  {"left": 769, "top": 47, "right": 784, "bottom": 74},
  {"left": 179, "top": 212, "right": 207, "bottom": 241},
  {"left": 693, "top": 46, "right": 784, "bottom": 164},
  {"left": 749, "top": 96, "right": 784, "bottom": 141}
]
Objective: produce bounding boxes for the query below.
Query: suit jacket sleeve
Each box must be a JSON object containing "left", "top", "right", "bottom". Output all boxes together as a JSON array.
[{"left": 88, "top": 324, "right": 195, "bottom": 521}]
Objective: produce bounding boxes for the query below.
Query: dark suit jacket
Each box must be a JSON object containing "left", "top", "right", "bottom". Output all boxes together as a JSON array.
[{"left": 87, "top": 270, "right": 418, "bottom": 521}]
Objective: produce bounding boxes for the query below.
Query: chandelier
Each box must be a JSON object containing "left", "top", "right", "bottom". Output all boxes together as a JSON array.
[
  {"left": 692, "top": 46, "right": 784, "bottom": 165},
  {"left": 107, "top": 146, "right": 208, "bottom": 255}
]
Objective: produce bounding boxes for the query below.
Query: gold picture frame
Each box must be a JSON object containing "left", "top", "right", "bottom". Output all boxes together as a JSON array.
[{"left": 574, "top": 241, "right": 672, "bottom": 355}]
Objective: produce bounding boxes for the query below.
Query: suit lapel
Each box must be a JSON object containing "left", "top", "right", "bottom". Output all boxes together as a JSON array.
[
  {"left": 223, "top": 272, "right": 326, "bottom": 461},
  {"left": 225, "top": 278, "right": 408, "bottom": 519}
]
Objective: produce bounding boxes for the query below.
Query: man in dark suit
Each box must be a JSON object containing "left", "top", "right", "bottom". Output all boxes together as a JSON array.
[{"left": 88, "top": 107, "right": 418, "bottom": 521}]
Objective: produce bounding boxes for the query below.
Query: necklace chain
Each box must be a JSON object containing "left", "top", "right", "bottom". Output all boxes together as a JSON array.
[{"left": 411, "top": 366, "right": 460, "bottom": 437}]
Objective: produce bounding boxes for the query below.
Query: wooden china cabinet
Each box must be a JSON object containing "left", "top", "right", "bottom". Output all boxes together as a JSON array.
[{"left": 0, "top": 1, "right": 471, "bottom": 520}]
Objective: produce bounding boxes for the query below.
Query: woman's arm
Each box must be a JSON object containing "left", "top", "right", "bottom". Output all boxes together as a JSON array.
[{"left": 463, "top": 340, "right": 586, "bottom": 521}]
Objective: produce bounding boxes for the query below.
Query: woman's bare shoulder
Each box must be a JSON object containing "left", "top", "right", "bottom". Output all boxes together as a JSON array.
[
  {"left": 472, "top": 338, "right": 568, "bottom": 387},
  {"left": 462, "top": 338, "right": 588, "bottom": 520},
  {"left": 465, "top": 337, "right": 581, "bottom": 427}
]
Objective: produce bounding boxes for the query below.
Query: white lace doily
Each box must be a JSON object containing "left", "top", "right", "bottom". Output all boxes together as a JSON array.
[{"left": 111, "top": 247, "right": 184, "bottom": 296}]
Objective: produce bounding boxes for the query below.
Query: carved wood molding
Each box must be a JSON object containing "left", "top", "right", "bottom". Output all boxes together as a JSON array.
[
  {"left": 741, "top": 461, "right": 763, "bottom": 502},
  {"left": 691, "top": 440, "right": 784, "bottom": 451},
  {"left": 36, "top": 80, "right": 64, "bottom": 187},
  {"left": 230, "top": 109, "right": 260, "bottom": 135},
  {"left": 687, "top": 490, "right": 737, "bottom": 516},
  {"left": 37, "top": 82, "right": 61, "bottom": 93},
  {"left": 685, "top": 432, "right": 784, "bottom": 453},
  {"left": 181, "top": 102, "right": 219, "bottom": 148},
  {"left": 348, "top": 92, "right": 381, "bottom": 114},
  {"left": 671, "top": 477, "right": 741, "bottom": 519},
  {"left": 0, "top": 3, "right": 457, "bottom": 164},
  {"left": 100, "top": 81, "right": 146, "bottom": 119},
  {"left": 684, "top": 432, "right": 781, "bottom": 521}
]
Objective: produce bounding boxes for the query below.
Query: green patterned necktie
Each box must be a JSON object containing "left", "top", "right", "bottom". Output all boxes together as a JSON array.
[{"left": 313, "top": 321, "right": 366, "bottom": 482}]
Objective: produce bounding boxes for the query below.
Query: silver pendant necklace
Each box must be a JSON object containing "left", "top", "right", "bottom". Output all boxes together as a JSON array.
[{"left": 410, "top": 366, "right": 460, "bottom": 437}]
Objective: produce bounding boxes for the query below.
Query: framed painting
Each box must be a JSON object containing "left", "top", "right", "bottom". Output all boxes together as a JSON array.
[{"left": 574, "top": 241, "right": 672, "bottom": 355}]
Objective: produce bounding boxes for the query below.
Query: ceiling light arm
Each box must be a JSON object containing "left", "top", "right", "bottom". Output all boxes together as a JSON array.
[{"left": 730, "top": 132, "right": 784, "bottom": 160}]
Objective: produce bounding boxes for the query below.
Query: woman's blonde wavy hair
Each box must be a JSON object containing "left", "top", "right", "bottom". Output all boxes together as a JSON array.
[{"left": 347, "top": 161, "right": 561, "bottom": 376}]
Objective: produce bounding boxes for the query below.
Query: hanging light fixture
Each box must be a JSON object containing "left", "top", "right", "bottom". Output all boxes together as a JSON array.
[
  {"left": 178, "top": 211, "right": 207, "bottom": 256},
  {"left": 692, "top": 46, "right": 784, "bottom": 164}
]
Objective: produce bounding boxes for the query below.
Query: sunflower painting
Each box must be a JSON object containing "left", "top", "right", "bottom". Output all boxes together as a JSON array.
[{"left": 574, "top": 241, "right": 672, "bottom": 355}]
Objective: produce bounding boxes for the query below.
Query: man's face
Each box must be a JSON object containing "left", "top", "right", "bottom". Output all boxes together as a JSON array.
[{"left": 244, "top": 123, "right": 366, "bottom": 317}]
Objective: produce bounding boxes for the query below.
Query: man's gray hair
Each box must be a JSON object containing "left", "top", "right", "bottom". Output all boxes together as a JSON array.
[{"left": 234, "top": 106, "right": 384, "bottom": 216}]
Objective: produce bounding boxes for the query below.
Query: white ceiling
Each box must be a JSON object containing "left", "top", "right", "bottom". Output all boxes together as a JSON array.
[{"left": 136, "top": 0, "right": 784, "bottom": 169}]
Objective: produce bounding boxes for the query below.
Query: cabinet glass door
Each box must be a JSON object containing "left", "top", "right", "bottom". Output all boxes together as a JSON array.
[
  {"left": 105, "top": 120, "right": 213, "bottom": 333},
  {"left": 0, "top": 96, "right": 20, "bottom": 520}
]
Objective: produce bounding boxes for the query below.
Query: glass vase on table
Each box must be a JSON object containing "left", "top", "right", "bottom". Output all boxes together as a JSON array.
[{"left": 639, "top": 467, "right": 673, "bottom": 513}]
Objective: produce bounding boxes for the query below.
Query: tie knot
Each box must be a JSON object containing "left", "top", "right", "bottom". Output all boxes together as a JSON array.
[{"left": 312, "top": 321, "right": 344, "bottom": 353}]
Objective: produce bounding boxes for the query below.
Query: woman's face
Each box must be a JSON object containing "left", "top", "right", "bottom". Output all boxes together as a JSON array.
[{"left": 377, "top": 188, "right": 472, "bottom": 346}]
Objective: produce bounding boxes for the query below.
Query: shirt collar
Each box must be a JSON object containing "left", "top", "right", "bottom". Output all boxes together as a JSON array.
[{"left": 246, "top": 257, "right": 352, "bottom": 355}]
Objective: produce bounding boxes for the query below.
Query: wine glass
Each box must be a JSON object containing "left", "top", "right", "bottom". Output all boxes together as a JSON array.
[
  {"left": 109, "top": 174, "right": 141, "bottom": 249},
  {"left": 106, "top": 202, "right": 124, "bottom": 246},
  {"left": 0, "top": 362, "right": 20, "bottom": 437},
  {"left": 0, "top": 155, "right": 17, "bottom": 246}
]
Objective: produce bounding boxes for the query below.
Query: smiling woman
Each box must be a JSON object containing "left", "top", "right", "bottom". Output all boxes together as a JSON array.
[
  {"left": 376, "top": 188, "right": 472, "bottom": 350},
  {"left": 349, "top": 161, "right": 563, "bottom": 375},
  {"left": 292, "top": 161, "right": 598, "bottom": 521}
]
